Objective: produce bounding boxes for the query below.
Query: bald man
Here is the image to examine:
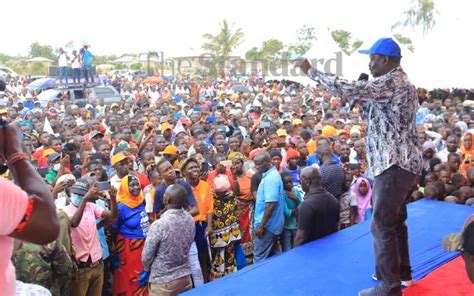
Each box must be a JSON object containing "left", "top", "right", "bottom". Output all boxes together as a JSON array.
[
  {"left": 294, "top": 167, "right": 339, "bottom": 247},
  {"left": 142, "top": 184, "right": 195, "bottom": 295}
]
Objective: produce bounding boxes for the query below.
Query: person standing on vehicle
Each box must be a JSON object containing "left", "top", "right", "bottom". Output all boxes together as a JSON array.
[
  {"left": 58, "top": 48, "right": 69, "bottom": 85},
  {"left": 80, "top": 45, "right": 94, "bottom": 84},
  {"left": 71, "top": 50, "right": 81, "bottom": 84}
]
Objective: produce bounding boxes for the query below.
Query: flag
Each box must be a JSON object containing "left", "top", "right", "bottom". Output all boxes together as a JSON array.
[
  {"left": 65, "top": 40, "right": 75, "bottom": 49},
  {"left": 173, "top": 120, "right": 186, "bottom": 136},
  {"left": 43, "top": 117, "right": 55, "bottom": 135}
]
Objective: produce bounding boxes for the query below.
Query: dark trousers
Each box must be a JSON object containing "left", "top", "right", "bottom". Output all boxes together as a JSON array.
[{"left": 371, "top": 165, "right": 417, "bottom": 292}]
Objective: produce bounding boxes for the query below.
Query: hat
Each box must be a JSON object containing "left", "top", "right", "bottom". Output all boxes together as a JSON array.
[
  {"left": 71, "top": 177, "right": 92, "bottom": 197},
  {"left": 160, "top": 122, "right": 173, "bottom": 132},
  {"left": 335, "top": 119, "right": 346, "bottom": 125},
  {"left": 90, "top": 130, "right": 104, "bottom": 139},
  {"left": 276, "top": 129, "right": 288, "bottom": 137},
  {"left": 111, "top": 152, "right": 130, "bottom": 166},
  {"left": 160, "top": 145, "right": 178, "bottom": 156},
  {"left": 213, "top": 174, "right": 231, "bottom": 192},
  {"left": 292, "top": 118, "right": 303, "bottom": 126},
  {"left": 443, "top": 214, "right": 474, "bottom": 255},
  {"left": 422, "top": 141, "right": 436, "bottom": 153},
  {"left": 286, "top": 148, "right": 300, "bottom": 162},
  {"left": 322, "top": 125, "right": 337, "bottom": 138},
  {"left": 180, "top": 157, "right": 199, "bottom": 172},
  {"left": 350, "top": 126, "right": 362, "bottom": 136},
  {"left": 111, "top": 103, "right": 120, "bottom": 109},
  {"left": 47, "top": 153, "right": 61, "bottom": 163},
  {"left": 358, "top": 37, "right": 402, "bottom": 58},
  {"left": 462, "top": 100, "right": 474, "bottom": 108}
]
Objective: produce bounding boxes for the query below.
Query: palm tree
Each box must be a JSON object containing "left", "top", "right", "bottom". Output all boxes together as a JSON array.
[{"left": 202, "top": 20, "right": 244, "bottom": 57}]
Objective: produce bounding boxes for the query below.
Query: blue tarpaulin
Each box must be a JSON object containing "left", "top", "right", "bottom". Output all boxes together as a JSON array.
[{"left": 185, "top": 199, "right": 474, "bottom": 296}]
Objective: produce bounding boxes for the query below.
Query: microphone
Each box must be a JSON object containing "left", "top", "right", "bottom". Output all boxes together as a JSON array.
[{"left": 350, "top": 73, "right": 369, "bottom": 111}]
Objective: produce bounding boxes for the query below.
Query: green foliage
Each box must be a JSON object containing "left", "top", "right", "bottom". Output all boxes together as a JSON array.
[
  {"left": 130, "top": 62, "right": 143, "bottom": 70},
  {"left": 245, "top": 39, "right": 284, "bottom": 62},
  {"left": 30, "top": 62, "right": 46, "bottom": 75},
  {"left": 287, "top": 25, "right": 317, "bottom": 56},
  {"left": 393, "top": 0, "right": 437, "bottom": 35},
  {"left": 29, "top": 42, "right": 56, "bottom": 60},
  {"left": 393, "top": 33, "right": 415, "bottom": 52},
  {"left": 245, "top": 47, "right": 262, "bottom": 61},
  {"left": 0, "top": 53, "right": 11, "bottom": 65},
  {"left": 331, "top": 29, "right": 363, "bottom": 55},
  {"left": 202, "top": 19, "right": 244, "bottom": 57},
  {"left": 94, "top": 54, "right": 117, "bottom": 65}
]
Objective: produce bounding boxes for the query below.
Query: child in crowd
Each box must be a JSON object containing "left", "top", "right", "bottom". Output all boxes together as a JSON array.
[
  {"left": 350, "top": 177, "right": 372, "bottom": 224},
  {"left": 280, "top": 172, "right": 303, "bottom": 252}
]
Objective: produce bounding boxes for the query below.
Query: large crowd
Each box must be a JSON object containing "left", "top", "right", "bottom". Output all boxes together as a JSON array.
[{"left": 0, "top": 51, "right": 473, "bottom": 296}]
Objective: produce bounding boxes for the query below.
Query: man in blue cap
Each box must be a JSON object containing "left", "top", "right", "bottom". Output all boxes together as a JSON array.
[{"left": 295, "top": 38, "right": 423, "bottom": 296}]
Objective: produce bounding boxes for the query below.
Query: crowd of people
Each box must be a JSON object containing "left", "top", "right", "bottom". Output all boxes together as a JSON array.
[{"left": 0, "top": 58, "right": 473, "bottom": 295}]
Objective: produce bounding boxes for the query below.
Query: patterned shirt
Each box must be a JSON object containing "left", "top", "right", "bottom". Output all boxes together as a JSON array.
[
  {"left": 141, "top": 209, "right": 195, "bottom": 284},
  {"left": 307, "top": 66, "right": 423, "bottom": 177}
]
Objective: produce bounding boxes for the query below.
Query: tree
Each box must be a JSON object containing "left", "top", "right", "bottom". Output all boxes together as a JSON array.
[
  {"left": 245, "top": 47, "right": 262, "bottom": 61},
  {"left": 245, "top": 39, "right": 284, "bottom": 62},
  {"left": 393, "top": 33, "right": 415, "bottom": 52},
  {"left": 202, "top": 20, "right": 244, "bottom": 78},
  {"left": 202, "top": 20, "right": 244, "bottom": 57},
  {"left": 287, "top": 25, "right": 317, "bottom": 56},
  {"left": 130, "top": 62, "right": 143, "bottom": 70},
  {"left": 393, "top": 0, "right": 437, "bottom": 35},
  {"left": 29, "top": 42, "right": 56, "bottom": 60},
  {"left": 331, "top": 29, "right": 363, "bottom": 55},
  {"left": 30, "top": 62, "right": 46, "bottom": 75},
  {"left": 0, "top": 53, "right": 11, "bottom": 65}
]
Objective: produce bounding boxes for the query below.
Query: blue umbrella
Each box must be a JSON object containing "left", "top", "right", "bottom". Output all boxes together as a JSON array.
[{"left": 27, "top": 78, "right": 56, "bottom": 92}]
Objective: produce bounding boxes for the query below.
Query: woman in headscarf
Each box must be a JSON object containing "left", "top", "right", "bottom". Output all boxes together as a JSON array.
[
  {"left": 229, "top": 152, "right": 254, "bottom": 257},
  {"left": 460, "top": 130, "right": 474, "bottom": 176},
  {"left": 112, "top": 175, "right": 149, "bottom": 296},
  {"left": 209, "top": 174, "right": 241, "bottom": 279},
  {"left": 350, "top": 177, "right": 372, "bottom": 224}
]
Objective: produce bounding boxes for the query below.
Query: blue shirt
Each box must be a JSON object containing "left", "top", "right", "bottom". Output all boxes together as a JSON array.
[
  {"left": 82, "top": 50, "right": 93, "bottom": 65},
  {"left": 307, "top": 153, "right": 341, "bottom": 167},
  {"left": 254, "top": 166, "right": 284, "bottom": 235},
  {"left": 283, "top": 166, "right": 301, "bottom": 185},
  {"left": 153, "top": 179, "right": 197, "bottom": 213},
  {"left": 95, "top": 199, "right": 110, "bottom": 259},
  {"left": 283, "top": 187, "right": 304, "bottom": 230},
  {"left": 113, "top": 203, "right": 149, "bottom": 239}
]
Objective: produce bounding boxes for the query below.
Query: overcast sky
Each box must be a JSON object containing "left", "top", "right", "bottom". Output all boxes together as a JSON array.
[{"left": 3, "top": 0, "right": 473, "bottom": 87}]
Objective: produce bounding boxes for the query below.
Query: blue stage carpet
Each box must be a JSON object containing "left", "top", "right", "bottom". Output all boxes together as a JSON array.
[{"left": 184, "top": 199, "right": 474, "bottom": 296}]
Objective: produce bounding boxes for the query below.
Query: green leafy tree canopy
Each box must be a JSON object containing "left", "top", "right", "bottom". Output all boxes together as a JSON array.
[
  {"left": 202, "top": 20, "right": 244, "bottom": 57},
  {"left": 29, "top": 42, "right": 56, "bottom": 60},
  {"left": 330, "top": 29, "right": 363, "bottom": 55}
]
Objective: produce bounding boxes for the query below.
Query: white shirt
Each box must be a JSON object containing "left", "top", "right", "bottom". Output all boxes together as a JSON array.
[
  {"left": 71, "top": 55, "right": 81, "bottom": 69},
  {"left": 58, "top": 53, "right": 68, "bottom": 67}
]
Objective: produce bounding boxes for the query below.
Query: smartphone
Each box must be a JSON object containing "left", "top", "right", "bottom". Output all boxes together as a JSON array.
[
  {"left": 259, "top": 121, "right": 271, "bottom": 128},
  {"left": 216, "top": 126, "right": 227, "bottom": 132},
  {"left": 216, "top": 105, "right": 224, "bottom": 111},
  {"left": 276, "top": 142, "right": 287, "bottom": 148},
  {"left": 193, "top": 106, "right": 202, "bottom": 112},
  {"left": 96, "top": 181, "right": 111, "bottom": 191}
]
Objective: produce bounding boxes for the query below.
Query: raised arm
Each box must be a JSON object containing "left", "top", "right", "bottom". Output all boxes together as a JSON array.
[{"left": 4, "top": 124, "right": 59, "bottom": 244}]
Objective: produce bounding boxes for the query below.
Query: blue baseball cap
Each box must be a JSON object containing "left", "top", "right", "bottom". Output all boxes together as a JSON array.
[{"left": 358, "top": 38, "right": 402, "bottom": 58}]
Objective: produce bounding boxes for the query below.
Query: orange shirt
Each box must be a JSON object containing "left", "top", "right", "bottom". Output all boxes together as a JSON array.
[
  {"left": 236, "top": 172, "right": 253, "bottom": 202},
  {"left": 191, "top": 180, "right": 214, "bottom": 222}
]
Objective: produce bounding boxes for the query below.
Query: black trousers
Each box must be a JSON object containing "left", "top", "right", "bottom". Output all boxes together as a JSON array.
[{"left": 371, "top": 165, "right": 417, "bottom": 292}]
